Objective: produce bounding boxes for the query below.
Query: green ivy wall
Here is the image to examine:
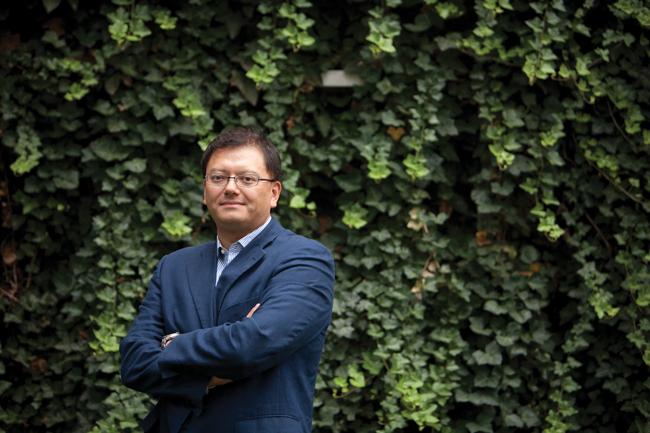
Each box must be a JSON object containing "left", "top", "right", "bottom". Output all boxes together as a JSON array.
[{"left": 1, "top": 0, "right": 649, "bottom": 432}]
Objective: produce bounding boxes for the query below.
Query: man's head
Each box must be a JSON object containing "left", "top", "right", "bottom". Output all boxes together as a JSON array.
[
  {"left": 201, "top": 127, "right": 282, "bottom": 243},
  {"left": 201, "top": 127, "right": 282, "bottom": 180}
]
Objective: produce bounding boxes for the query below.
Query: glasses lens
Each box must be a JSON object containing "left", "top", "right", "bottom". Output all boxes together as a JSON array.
[
  {"left": 237, "top": 174, "right": 259, "bottom": 187},
  {"left": 209, "top": 174, "right": 227, "bottom": 184}
]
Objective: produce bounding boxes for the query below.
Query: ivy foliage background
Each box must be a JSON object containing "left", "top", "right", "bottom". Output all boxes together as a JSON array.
[{"left": 1, "top": 0, "right": 649, "bottom": 432}]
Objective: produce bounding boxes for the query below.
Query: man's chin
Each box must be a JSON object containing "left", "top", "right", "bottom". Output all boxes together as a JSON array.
[
  {"left": 212, "top": 208, "right": 245, "bottom": 220},
  {"left": 213, "top": 214, "right": 254, "bottom": 230},
  {"left": 214, "top": 216, "right": 245, "bottom": 226}
]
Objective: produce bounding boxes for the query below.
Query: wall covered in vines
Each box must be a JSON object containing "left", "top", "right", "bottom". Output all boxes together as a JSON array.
[{"left": 1, "top": 0, "right": 649, "bottom": 432}]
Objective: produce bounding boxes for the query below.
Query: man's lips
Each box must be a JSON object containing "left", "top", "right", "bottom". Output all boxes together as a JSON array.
[{"left": 219, "top": 202, "right": 245, "bottom": 206}]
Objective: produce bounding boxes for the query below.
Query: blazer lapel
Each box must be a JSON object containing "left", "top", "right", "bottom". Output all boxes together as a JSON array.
[
  {"left": 185, "top": 241, "right": 217, "bottom": 328},
  {"left": 215, "top": 218, "right": 283, "bottom": 319}
]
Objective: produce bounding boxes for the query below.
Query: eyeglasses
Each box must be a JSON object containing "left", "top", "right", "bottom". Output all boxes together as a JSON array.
[{"left": 204, "top": 173, "right": 276, "bottom": 188}]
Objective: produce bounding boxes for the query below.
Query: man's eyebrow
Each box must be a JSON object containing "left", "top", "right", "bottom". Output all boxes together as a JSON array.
[{"left": 207, "top": 169, "right": 260, "bottom": 174}]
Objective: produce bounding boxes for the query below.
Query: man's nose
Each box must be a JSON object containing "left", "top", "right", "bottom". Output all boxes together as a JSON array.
[{"left": 223, "top": 177, "right": 239, "bottom": 192}]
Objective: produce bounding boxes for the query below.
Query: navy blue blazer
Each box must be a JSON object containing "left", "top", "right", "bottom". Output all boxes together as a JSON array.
[{"left": 120, "top": 218, "right": 335, "bottom": 433}]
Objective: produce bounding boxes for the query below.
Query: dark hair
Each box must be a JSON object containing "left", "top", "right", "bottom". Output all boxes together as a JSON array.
[{"left": 201, "top": 126, "right": 282, "bottom": 181}]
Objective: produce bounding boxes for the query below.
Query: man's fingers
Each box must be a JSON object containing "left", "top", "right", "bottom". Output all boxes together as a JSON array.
[
  {"left": 208, "top": 376, "right": 232, "bottom": 388},
  {"left": 161, "top": 332, "right": 179, "bottom": 349},
  {"left": 246, "top": 303, "right": 261, "bottom": 318}
]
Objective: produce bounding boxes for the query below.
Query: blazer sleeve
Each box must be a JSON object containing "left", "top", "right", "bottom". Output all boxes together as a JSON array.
[
  {"left": 119, "top": 257, "right": 210, "bottom": 406},
  {"left": 156, "top": 240, "right": 335, "bottom": 381}
]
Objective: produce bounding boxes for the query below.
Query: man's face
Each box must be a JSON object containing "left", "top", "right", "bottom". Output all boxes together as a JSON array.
[{"left": 203, "top": 145, "right": 281, "bottom": 236}]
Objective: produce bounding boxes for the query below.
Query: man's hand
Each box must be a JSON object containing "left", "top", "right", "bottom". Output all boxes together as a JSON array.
[
  {"left": 207, "top": 376, "right": 232, "bottom": 388},
  {"left": 246, "top": 302, "right": 261, "bottom": 318},
  {"left": 207, "top": 303, "right": 261, "bottom": 390},
  {"left": 161, "top": 332, "right": 179, "bottom": 349}
]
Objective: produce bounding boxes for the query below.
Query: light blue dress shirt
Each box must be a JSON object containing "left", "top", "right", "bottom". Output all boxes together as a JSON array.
[{"left": 215, "top": 216, "right": 272, "bottom": 285}]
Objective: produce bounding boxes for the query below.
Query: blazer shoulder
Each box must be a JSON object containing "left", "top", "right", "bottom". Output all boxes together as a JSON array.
[
  {"left": 274, "top": 228, "right": 334, "bottom": 261},
  {"left": 160, "top": 241, "right": 215, "bottom": 267}
]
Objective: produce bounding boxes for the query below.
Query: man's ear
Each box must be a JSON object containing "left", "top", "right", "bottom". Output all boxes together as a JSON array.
[{"left": 270, "top": 181, "right": 282, "bottom": 208}]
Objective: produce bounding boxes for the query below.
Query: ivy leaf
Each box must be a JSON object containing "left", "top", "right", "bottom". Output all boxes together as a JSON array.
[
  {"left": 53, "top": 169, "right": 79, "bottom": 190},
  {"left": 488, "top": 143, "right": 515, "bottom": 170},
  {"left": 107, "top": 8, "right": 130, "bottom": 45},
  {"left": 368, "top": 159, "right": 391, "bottom": 180},
  {"left": 589, "top": 288, "right": 620, "bottom": 319},
  {"left": 342, "top": 203, "right": 368, "bottom": 229},
  {"left": 160, "top": 211, "right": 192, "bottom": 238},
  {"left": 366, "top": 8, "right": 401, "bottom": 54},
  {"left": 403, "top": 13, "right": 432, "bottom": 32},
  {"left": 289, "top": 194, "right": 306, "bottom": 209},
  {"left": 335, "top": 173, "right": 363, "bottom": 192},
  {"left": 153, "top": 8, "right": 177, "bottom": 30},
  {"left": 484, "top": 300, "right": 507, "bottom": 315},
  {"left": 502, "top": 108, "right": 524, "bottom": 128},
  {"left": 380, "top": 110, "right": 403, "bottom": 126},
  {"left": 472, "top": 341, "right": 503, "bottom": 365},
  {"left": 403, "top": 153, "right": 430, "bottom": 179},
  {"left": 0, "top": 380, "right": 11, "bottom": 396},
  {"left": 90, "top": 138, "right": 130, "bottom": 161},
  {"left": 104, "top": 75, "right": 121, "bottom": 95},
  {"left": 7, "top": 124, "right": 43, "bottom": 175},
  {"left": 288, "top": 187, "right": 310, "bottom": 209},
  {"left": 315, "top": 114, "right": 331, "bottom": 137},
  {"left": 520, "top": 245, "right": 539, "bottom": 264},
  {"left": 123, "top": 158, "right": 147, "bottom": 173},
  {"left": 231, "top": 70, "right": 258, "bottom": 106},
  {"left": 42, "top": 0, "right": 61, "bottom": 13},
  {"left": 348, "top": 364, "right": 366, "bottom": 388},
  {"left": 545, "top": 150, "right": 565, "bottom": 166}
]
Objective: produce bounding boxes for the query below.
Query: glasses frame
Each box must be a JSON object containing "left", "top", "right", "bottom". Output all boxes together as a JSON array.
[{"left": 204, "top": 173, "right": 277, "bottom": 188}]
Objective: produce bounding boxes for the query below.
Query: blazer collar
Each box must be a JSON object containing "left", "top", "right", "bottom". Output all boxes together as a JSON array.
[
  {"left": 215, "top": 218, "right": 283, "bottom": 318},
  {"left": 185, "top": 242, "right": 218, "bottom": 328},
  {"left": 186, "top": 218, "right": 284, "bottom": 327}
]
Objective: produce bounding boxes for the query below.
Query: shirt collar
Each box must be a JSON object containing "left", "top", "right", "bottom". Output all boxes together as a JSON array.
[{"left": 216, "top": 216, "right": 272, "bottom": 253}]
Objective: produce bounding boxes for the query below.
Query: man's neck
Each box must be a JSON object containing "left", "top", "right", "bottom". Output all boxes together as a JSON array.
[
  {"left": 216, "top": 217, "right": 271, "bottom": 250},
  {"left": 217, "top": 231, "right": 244, "bottom": 250}
]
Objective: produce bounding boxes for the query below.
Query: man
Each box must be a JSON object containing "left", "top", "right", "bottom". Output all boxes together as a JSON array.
[{"left": 120, "top": 127, "right": 335, "bottom": 433}]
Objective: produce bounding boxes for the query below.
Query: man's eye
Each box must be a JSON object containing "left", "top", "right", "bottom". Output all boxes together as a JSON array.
[
  {"left": 211, "top": 175, "right": 227, "bottom": 183},
  {"left": 240, "top": 176, "right": 257, "bottom": 184}
]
